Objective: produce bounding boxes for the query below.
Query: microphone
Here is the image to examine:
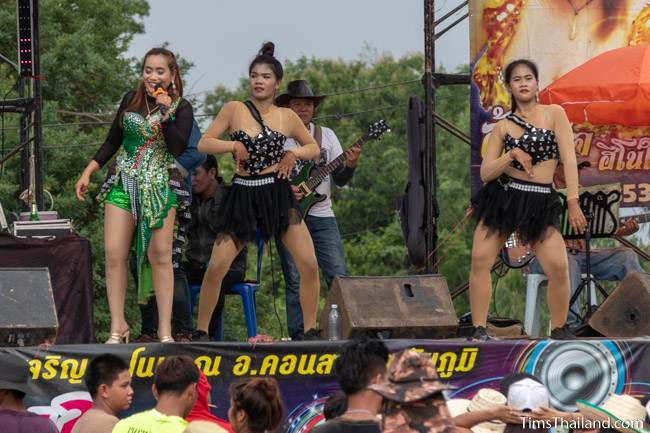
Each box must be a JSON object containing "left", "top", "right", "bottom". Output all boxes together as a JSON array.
[{"left": 152, "top": 82, "right": 168, "bottom": 116}]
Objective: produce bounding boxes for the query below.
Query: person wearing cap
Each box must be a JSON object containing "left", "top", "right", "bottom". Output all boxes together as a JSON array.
[
  {"left": 312, "top": 337, "right": 388, "bottom": 433},
  {"left": 275, "top": 79, "right": 361, "bottom": 340},
  {"left": 369, "top": 349, "right": 455, "bottom": 433},
  {"left": 0, "top": 352, "right": 58, "bottom": 433},
  {"left": 71, "top": 354, "right": 133, "bottom": 433}
]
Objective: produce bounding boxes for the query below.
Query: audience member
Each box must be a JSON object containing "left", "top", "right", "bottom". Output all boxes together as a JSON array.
[
  {"left": 370, "top": 349, "right": 454, "bottom": 433},
  {"left": 0, "top": 352, "right": 58, "bottom": 433},
  {"left": 228, "top": 378, "right": 284, "bottom": 433},
  {"left": 184, "top": 420, "right": 229, "bottom": 433},
  {"left": 323, "top": 391, "right": 348, "bottom": 421},
  {"left": 578, "top": 394, "right": 647, "bottom": 433},
  {"left": 187, "top": 371, "right": 233, "bottom": 432},
  {"left": 312, "top": 337, "right": 389, "bottom": 433},
  {"left": 113, "top": 355, "right": 199, "bottom": 433},
  {"left": 71, "top": 354, "right": 133, "bottom": 433},
  {"left": 448, "top": 388, "right": 523, "bottom": 433}
]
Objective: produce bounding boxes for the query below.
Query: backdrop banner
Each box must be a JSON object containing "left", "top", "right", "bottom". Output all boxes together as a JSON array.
[
  {"left": 470, "top": 0, "right": 650, "bottom": 207},
  {"left": 2, "top": 338, "right": 648, "bottom": 432}
]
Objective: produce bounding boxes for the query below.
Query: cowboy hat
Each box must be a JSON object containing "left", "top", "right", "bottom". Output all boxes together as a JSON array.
[
  {"left": 275, "top": 80, "right": 326, "bottom": 107},
  {"left": 577, "top": 394, "right": 647, "bottom": 433},
  {"left": 369, "top": 349, "right": 450, "bottom": 404}
]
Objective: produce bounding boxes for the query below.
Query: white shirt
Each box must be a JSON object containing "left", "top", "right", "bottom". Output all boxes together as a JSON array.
[{"left": 284, "top": 122, "right": 344, "bottom": 218}]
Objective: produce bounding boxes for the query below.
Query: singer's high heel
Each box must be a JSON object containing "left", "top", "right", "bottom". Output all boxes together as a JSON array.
[
  {"left": 159, "top": 335, "right": 174, "bottom": 343},
  {"left": 105, "top": 329, "right": 130, "bottom": 344}
]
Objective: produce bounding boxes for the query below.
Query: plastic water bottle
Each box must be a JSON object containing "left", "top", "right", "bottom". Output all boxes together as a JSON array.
[{"left": 327, "top": 304, "right": 341, "bottom": 340}]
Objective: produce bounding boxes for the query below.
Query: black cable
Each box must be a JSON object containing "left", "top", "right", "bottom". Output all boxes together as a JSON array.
[
  {"left": 0, "top": 87, "right": 470, "bottom": 130},
  {"left": 492, "top": 272, "right": 501, "bottom": 317},
  {"left": 321, "top": 79, "right": 420, "bottom": 97},
  {"left": 314, "top": 103, "right": 407, "bottom": 121},
  {"left": 0, "top": 77, "right": 20, "bottom": 177},
  {"left": 269, "top": 241, "right": 285, "bottom": 339}
]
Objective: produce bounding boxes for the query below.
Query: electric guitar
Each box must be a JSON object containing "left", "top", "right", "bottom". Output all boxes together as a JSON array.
[
  {"left": 292, "top": 120, "right": 390, "bottom": 216},
  {"left": 500, "top": 212, "right": 650, "bottom": 269}
]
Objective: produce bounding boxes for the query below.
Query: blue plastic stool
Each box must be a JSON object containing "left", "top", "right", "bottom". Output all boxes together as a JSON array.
[{"left": 188, "top": 231, "right": 265, "bottom": 340}]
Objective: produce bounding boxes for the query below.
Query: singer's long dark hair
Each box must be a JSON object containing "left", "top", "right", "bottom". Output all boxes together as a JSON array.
[{"left": 122, "top": 47, "right": 184, "bottom": 119}]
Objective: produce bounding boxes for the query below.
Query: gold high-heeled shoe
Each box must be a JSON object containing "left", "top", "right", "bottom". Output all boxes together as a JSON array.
[
  {"left": 159, "top": 335, "right": 174, "bottom": 343},
  {"left": 105, "top": 329, "right": 130, "bottom": 344}
]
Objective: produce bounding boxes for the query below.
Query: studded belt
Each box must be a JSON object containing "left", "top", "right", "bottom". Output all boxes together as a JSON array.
[
  {"left": 233, "top": 176, "right": 276, "bottom": 187},
  {"left": 497, "top": 176, "right": 552, "bottom": 194}
]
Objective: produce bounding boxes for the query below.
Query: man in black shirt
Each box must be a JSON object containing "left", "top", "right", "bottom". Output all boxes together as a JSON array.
[
  {"left": 187, "top": 155, "right": 247, "bottom": 337},
  {"left": 312, "top": 337, "right": 388, "bottom": 433}
]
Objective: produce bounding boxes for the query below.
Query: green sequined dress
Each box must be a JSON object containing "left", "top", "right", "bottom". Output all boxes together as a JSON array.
[{"left": 98, "top": 98, "right": 190, "bottom": 302}]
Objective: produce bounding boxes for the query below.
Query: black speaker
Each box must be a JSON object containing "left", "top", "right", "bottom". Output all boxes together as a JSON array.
[
  {"left": 320, "top": 275, "right": 458, "bottom": 338},
  {"left": 588, "top": 272, "right": 650, "bottom": 337},
  {"left": 0, "top": 268, "right": 58, "bottom": 346}
]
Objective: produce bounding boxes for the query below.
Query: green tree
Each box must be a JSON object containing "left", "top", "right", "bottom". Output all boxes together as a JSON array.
[{"left": 0, "top": 0, "right": 149, "bottom": 341}]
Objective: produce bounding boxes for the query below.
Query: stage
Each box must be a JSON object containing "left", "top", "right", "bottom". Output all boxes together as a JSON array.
[{"left": 5, "top": 337, "right": 650, "bottom": 433}]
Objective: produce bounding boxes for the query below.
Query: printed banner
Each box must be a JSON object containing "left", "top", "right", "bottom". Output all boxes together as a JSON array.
[
  {"left": 3, "top": 339, "right": 650, "bottom": 432},
  {"left": 470, "top": 0, "right": 650, "bottom": 206}
]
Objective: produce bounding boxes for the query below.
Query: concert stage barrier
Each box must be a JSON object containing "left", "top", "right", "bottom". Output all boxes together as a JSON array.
[{"left": 2, "top": 338, "right": 648, "bottom": 433}]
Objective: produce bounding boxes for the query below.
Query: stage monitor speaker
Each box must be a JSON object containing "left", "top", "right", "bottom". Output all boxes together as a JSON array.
[
  {"left": 588, "top": 271, "right": 650, "bottom": 337},
  {"left": 320, "top": 275, "right": 458, "bottom": 338},
  {"left": 0, "top": 268, "right": 58, "bottom": 346}
]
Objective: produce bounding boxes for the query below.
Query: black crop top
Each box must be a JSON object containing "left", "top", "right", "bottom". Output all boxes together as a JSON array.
[
  {"left": 503, "top": 113, "right": 559, "bottom": 171},
  {"left": 230, "top": 101, "right": 287, "bottom": 175}
]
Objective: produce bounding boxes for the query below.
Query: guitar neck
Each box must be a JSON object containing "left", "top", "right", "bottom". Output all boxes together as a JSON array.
[
  {"left": 621, "top": 213, "right": 650, "bottom": 225},
  {"left": 306, "top": 135, "right": 369, "bottom": 190}
]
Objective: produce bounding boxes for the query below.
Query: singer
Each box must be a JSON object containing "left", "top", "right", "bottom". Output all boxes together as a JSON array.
[
  {"left": 468, "top": 59, "right": 587, "bottom": 341},
  {"left": 75, "top": 48, "right": 195, "bottom": 343},
  {"left": 192, "top": 42, "right": 323, "bottom": 340}
]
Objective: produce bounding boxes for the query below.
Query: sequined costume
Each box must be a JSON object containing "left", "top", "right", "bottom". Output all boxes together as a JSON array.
[
  {"left": 212, "top": 101, "right": 301, "bottom": 244},
  {"left": 94, "top": 91, "right": 193, "bottom": 301},
  {"left": 471, "top": 114, "right": 563, "bottom": 244}
]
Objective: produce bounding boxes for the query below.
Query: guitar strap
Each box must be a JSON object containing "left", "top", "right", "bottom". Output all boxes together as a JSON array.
[
  {"left": 312, "top": 124, "right": 323, "bottom": 148},
  {"left": 311, "top": 123, "right": 323, "bottom": 163}
]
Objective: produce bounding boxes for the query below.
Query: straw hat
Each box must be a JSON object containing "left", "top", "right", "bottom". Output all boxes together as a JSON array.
[
  {"left": 447, "top": 389, "right": 508, "bottom": 433},
  {"left": 577, "top": 394, "right": 647, "bottom": 433}
]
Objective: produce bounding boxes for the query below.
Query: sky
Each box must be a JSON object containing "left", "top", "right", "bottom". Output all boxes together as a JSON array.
[{"left": 126, "top": 0, "right": 469, "bottom": 99}]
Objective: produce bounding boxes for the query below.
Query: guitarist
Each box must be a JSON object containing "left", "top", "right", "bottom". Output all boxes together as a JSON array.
[
  {"left": 528, "top": 162, "right": 643, "bottom": 327},
  {"left": 275, "top": 80, "right": 361, "bottom": 340}
]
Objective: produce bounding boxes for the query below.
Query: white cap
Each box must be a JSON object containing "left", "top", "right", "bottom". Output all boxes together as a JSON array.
[{"left": 507, "top": 378, "right": 549, "bottom": 411}]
